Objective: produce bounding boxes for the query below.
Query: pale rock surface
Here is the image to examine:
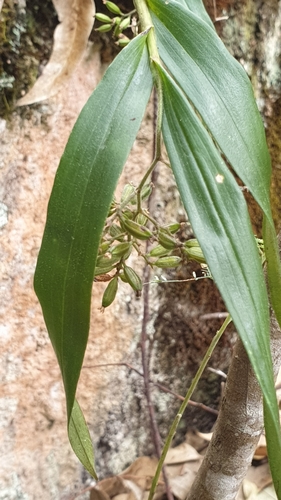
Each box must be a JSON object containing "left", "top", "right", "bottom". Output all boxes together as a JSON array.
[
  {"left": 0, "top": 2, "right": 251, "bottom": 497},
  {"left": 0, "top": 44, "right": 154, "bottom": 499}
]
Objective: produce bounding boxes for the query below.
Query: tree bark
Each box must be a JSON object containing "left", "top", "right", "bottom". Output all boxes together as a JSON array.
[
  {"left": 187, "top": 255, "right": 281, "bottom": 499},
  {"left": 186, "top": 2, "right": 281, "bottom": 497}
]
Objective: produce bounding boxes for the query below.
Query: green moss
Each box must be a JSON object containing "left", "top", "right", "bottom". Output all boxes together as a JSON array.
[{"left": 0, "top": 0, "right": 58, "bottom": 117}]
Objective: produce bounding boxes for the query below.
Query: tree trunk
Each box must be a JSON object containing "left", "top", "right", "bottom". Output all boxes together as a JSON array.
[
  {"left": 186, "top": 1, "right": 281, "bottom": 497},
  {"left": 187, "top": 310, "right": 281, "bottom": 500}
]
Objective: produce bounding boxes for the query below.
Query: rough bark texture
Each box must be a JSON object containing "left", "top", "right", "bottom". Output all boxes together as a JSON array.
[
  {"left": 185, "top": 2, "right": 281, "bottom": 498},
  {"left": 187, "top": 312, "right": 281, "bottom": 500}
]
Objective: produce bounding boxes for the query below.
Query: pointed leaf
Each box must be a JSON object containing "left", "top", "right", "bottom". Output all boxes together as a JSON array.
[
  {"left": 263, "top": 217, "right": 281, "bottom": 324},
  {"left": 149, "top": 0, "right": 281, "bottom": 337},
  {"left": 148, "top": 0, "right": 272, "bottom": 221},
  {"left": 69, "top": 399, "right": 98, "bottom": 479},
  {"left": 148, "top": 1, "right": 281, "bottom": 490},
  {"left": 34, "top": 32, "right": 153, "bottom": 472},
  {"left": 176, "top": 0, "right": 214, "bottom": 29},
  {"left": 157, "top": 65, "right": 281, "bottom": 496}
]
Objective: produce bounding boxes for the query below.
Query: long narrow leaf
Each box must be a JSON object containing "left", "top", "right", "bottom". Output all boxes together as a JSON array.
[
  {"left": 148, "top": 0, "right": 272, "bottom": 222},
  {"left": 34, "top": 33, "right": 153, "bottom": 474},
  {"left": 69, "top": 399, "right": 98, "bottom": 480},
  {"left": 148, "top": 0, "right": 281, "bottom": 490},
  {"left": 177, "top": 0, "right": 214, "bottom": 29},
  {"left": 157, "top": 64, "right": 281, "bottom": 497}
]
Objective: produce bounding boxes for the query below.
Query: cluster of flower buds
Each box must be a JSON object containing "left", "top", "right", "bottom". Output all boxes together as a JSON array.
[
  {"left": 95, "top": 183, "right": 210, "bottom": 309},
  {"left": 95, "top": 1, "right": 132, "bottom": 47}
]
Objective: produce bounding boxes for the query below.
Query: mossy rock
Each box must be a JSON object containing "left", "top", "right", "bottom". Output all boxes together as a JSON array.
[{"left": 0, "top": 0, "right": 58, "bottom": 117}]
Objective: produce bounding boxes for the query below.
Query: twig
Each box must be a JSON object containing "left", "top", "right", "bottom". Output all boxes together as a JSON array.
[
  {"left": 148, "top": 315, "right": 232, "bottom": 500},
  {"left": 83, "top": 362, "right": 218, "bottom": 416},
  {"left": 212, "top": 0, "right": 229, "bottom": 22},
  {"left": 199, "top": 312, "right": 228, "bottom": 320},
  {"left": 207, "top": 367, "right": 227, "bottom": 379},
  {"left": 138, "top": 87, "right": 173, "bottom": 500}
]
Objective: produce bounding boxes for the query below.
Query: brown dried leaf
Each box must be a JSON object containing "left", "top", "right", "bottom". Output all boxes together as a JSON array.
[
  {"left": 196, "top": 431, "right": 213, "bottom": 442},
  {"left": 165, "top": 442, "right": 202, "bottom": 465},
  {"left": 112, "top": 495, "right": 129, "bottom": 500},
  {"left": 241, "top": 479, "right": 259, "bottom": 499},
  {"left": 122, "top": 479, "right": 145, "bottom": 500},
  {"left": 244, "top": 463, "right": 273, "bottom": 491},
  {"left": 17, "top": 0, "right": 95, "bottom": 106},
  {"left": 256, "top": 485, "right": 277, "bottom": 499},
  {"left": 90, "top": 487, "right": 112, "bottom": 500},
  {"left": 167, "top": 466, "right": 197, "bottom": 500},
  {"left": 253, "top": 434, "right": 267, "bottom": 460},
  {"left": 120, "top": 456, "right": 159, "bottom": 486},
  {"left": 96, "top": 476, "right": 129, "bottom": 498}
]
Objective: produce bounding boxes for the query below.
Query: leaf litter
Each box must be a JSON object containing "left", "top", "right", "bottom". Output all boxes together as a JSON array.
[
  {"left": 72, "top": 409, "right": 281, "bottom": 500},
  {"left": 17, "top": 0, "right": 95, "bottom": 105}
]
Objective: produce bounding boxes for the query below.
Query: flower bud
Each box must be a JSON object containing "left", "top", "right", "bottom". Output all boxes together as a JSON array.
[
  {"left": 109, "top": 224, "right": 124, "bottom": 240},
  {"left": 102, "top": 276, "right": 118, "bottom": 308},
  {"left": 154, "top": 256, "right": 182, "bottom": 268},
  {"left": 111, "top": 241, "right": 132, "bottom": 257},
  {"left": 123, "top": 265, "right": 142, "bottom": 292},
  {"left": 141, "top": 183, "right": 152, "bottom": 200},
  {"left": 136, "top": 213, "right": 147, "bottom": 226},
  {"left": 96, "top": 254, "right": 119, "bottom": 268},
  {"left": 95, "top": 264, "right": 116, "bottom": 276},
  {"left": 149, "top": 244, "right": 170, "bottom": 257},
  {"left": 123, "top": 218, "right": 152, "bottom": 240},
  {"left": 184, "top": 238, "right": 200, "bottom": 248},
  {"left": 165, "top": 222, "right": 181, "bottom": 234},
  {"left": 158, "top": 228, "right": 178, "bottom": 250},
  {"left": 183, "top": 245, "right": 206, "bottom": 264},
  {"left": 119, "top": 16, "right": 131, "bottom": 31},
  {"left": 95, "top": 12, "right": 112, "bottom": 23},
  {"left": 116, "top": 36, "right": 130, "bottom": 47},
  {"left": 98, "top": 241, "right": 111, "bottom": 254},
  {"left": 95, "top": 23, "right": 112, "bottom": 32},
  {"left": 103, "top": 1, "right": 122, "bottom": 15},
  {"left": 121, "top": 183, "right": 135, "bottom": 204}
]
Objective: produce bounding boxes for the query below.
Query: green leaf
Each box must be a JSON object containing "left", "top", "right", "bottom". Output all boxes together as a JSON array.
[
  {"left": 263, "top": 217, "right": 281, "bottom": 326},
  {"left": 147, "top": 0, "right": 281, "bottom": 491},
  {"left": 34, "top": 33, "right": 153, "bottom": 474},
  {"left": 264, "top": 400, "right": 281, "bottom": 499},
  {"left": 176, "top": 0, "right": 214, "bottom": 29},
  {"left": 69, "top": 399, "right": 98, "bottom": 480},
  {"left": 157, "top": 64, "right": 281, "bottom": 497},
  {"left": 148, "top": 0, "right": 272, "bottom": 221}
]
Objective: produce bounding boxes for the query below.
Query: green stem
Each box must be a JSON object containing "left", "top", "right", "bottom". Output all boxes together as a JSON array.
[
  {"left": 147, "top": 314, "right": 232, "bottom": 500},
  {"left": 133, "top": 0, "right": 159, "bottom": 62},
  {"left": 134, "top": 0, "right": 163, "bottom": 212}
]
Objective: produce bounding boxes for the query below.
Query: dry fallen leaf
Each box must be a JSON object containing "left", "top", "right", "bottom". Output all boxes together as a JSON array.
[
  {"left": 256, "top": 485, "right": 277, "bottom": 499},
  {"left": 122, "top": 479, "right": 144, "bottom": 500},
  {"left": 167, "top": 466, "right": 196, "bottom": 500},
  {"left": 244, "top": 463, "right": 273, "bottom": 492},
  {"left": 120, "top": 456, "right": 160, "bottom": 489},
  {"left": 17, "top": 0, "right": 95, "bottom": 105},
  {"left": 165, "top": 442, "right": 201, "bottom": 464},
  {"left": 90, "top": 487, "right": 112, "bottom": 500},
  {"left": 241, "top": 479, "right": 259, "bottom": 499},
  {"left": 196, "top": 431, "right": 213, "bottom": 442},
  {"left": 253, "top": 434, "right": 267, "bottom": 461},
  {"left": 90, "top": 476, "right": 129, "bottom": 500},
  {"left": 89, "top": 441, "right": 204, "bottom": 500}
]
